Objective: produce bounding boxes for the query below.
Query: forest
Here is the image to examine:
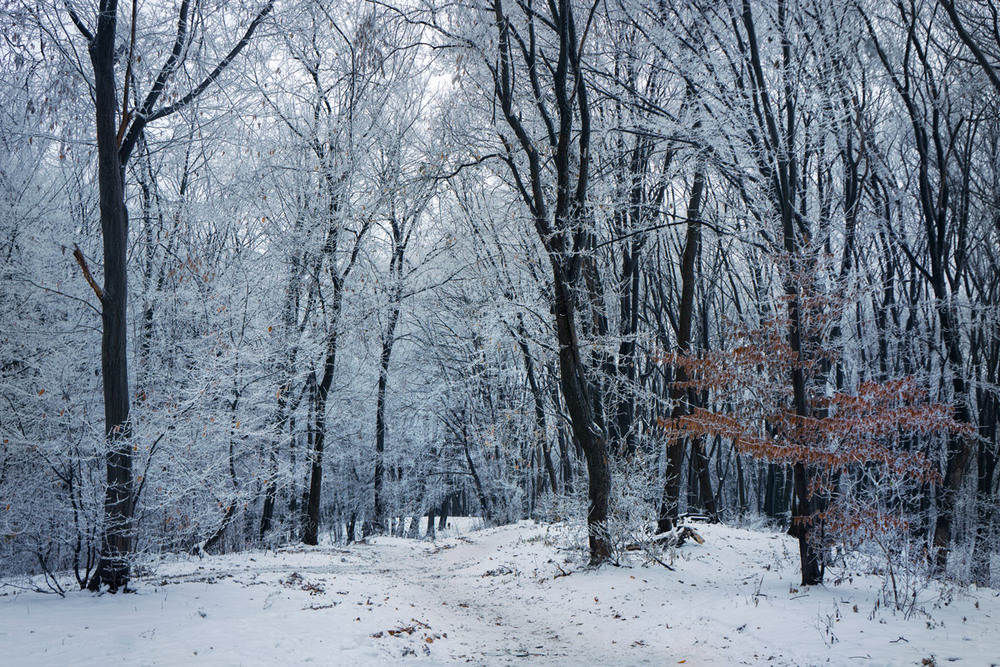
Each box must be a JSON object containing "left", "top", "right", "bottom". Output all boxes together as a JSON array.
[{"left": 1, "top": 0, "right": 999, "bottom": 612}]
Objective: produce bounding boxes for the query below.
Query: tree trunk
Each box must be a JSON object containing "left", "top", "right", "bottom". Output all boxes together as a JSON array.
[
  {"left": 406, "top": 514, "right": 420, "bottom": 539},
  {"left": 462, "top": 423, "right": 492, "bottom": 523},
  {"left": 87, "top": 3, "right": 134, "bottom": 592},
  {"left": 438, "top": 494, "right": 450, "bottom": 531},
  {"left": 658, "top": 166, "right": 705, "bottom": 534},
  {"left": 930, "top": 305, "right": 974, "bottom": 571},
  {"left": 373, "top": 294, "right": 401, "bottom": 532},
  {"left": 303, "top": 295, "right": 341, "bottom": 545},
  {"left": 691, "top": 437, "right": 717, "bottom": 518},
  {"left": 260, "top": 229, "right": 307, "bottom": 541},
  {"left": 551, "top": 275, "right": 611, "bottom": 563}
]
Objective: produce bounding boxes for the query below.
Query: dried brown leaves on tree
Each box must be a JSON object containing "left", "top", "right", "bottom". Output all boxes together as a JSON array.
[{"left": 658, "top": 259, "right": 969, "bottom": 547}]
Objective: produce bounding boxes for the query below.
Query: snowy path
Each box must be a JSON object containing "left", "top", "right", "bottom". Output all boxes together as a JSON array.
[
  {"left": 2, "top": 521, "right": 999, "bottom": 665},
  {"left": 0, "top": 522, "right": 669, "bottom": 665},
  {"left": 361, "top": 527, "right": 661, "bottom": 664}
]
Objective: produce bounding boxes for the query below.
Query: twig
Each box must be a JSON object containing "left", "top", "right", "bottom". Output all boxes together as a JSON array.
[{"left": 638, "top": 542, "right": 675, "bottom": 571}]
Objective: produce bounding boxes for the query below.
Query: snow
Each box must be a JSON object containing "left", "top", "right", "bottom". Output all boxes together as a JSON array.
[{"left": 2, "top": 519, "right": 999, "bottom": 665}]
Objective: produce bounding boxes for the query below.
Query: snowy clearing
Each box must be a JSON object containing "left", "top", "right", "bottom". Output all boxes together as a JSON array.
[{"left": 2, "top": 520, "right": 998, "bottom": 666}]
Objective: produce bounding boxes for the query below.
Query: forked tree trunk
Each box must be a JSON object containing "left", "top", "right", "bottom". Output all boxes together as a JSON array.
[
  {"left": 488, "top": 0, "right": 611, "bottom": 564},
  {"left": 70, "top": 0, "right": 274, "bottom": 590}
]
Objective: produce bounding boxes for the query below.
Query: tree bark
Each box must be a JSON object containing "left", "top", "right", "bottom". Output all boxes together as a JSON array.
[
  {"left": 303, "top": 296, "right": 340, "bottom": 545},
  {"left": 489, "top": 0, "right": 611, "bottom": 563},
  {"left": 86, "top": 0, "right": 134, "bottom": 593},
  {"left": 374, "top": 224, "right": 406, "bottom": 532},
  {"left": 372, "top": 312, "right": 398, "bottom": 532},
  {"left": 68, "top": 0, "right": 274, "bottom": 589},
  {"left": 658, "top": 167, "right": 706, "bottom": 534},
  {"left": 551, "top": 274, "right": 611, "bottom": 563}
]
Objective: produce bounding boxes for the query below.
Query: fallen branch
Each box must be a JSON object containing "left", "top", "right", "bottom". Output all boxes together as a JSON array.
[
  {"left": 648, "top": 526, "right": 705, "bottom": 548},
  {"left": 638, "top": 543, "right": 676, "bottom": 571}
]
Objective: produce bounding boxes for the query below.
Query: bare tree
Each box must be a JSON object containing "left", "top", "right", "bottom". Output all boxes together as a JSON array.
[
  {"left": 65, "top": 0, "right": 274, "bottom": 591},
  {"left": 472, "top": 0, "right": 614, "bottom": 563}
]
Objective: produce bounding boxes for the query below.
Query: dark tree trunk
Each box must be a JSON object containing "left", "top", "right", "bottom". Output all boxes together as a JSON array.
[
  {"left": 613, "top": 235, "right": 643, "bottom": 458},
  {"left": 558, "top": 427, "right": 575, "bottom": 495},
  {"left": 658, "top": 166, "right": 706, "bottom": 534},
  {"left": 68, "top": 0, "right": 274, "bottom": 585},
  {"left": 260, "top": 369, "right": 300, "bottom": 542},
  {"left": 551, "top": 275, "right": 611, "bottom": 563},
  {"left": 691, "top": 437, "right": 717, "bottom": 518},
  {"left": 373, "top": 237, "right": 404, "bottom": 531},
  {"left": 438, "top": 494, "right": 450, "bottom": 531},
  {"left": 725, "top": 0, "right": 826, "bottom": 585},
  {"left": 489, "top": 0, "right": 610, "bottom": 563},
  {"left": 426, "top": 509, "right": 436, "bottom": 540},
  {"left": 303, "top": 324, "right": 336, "bottom": 545},
  {"left": 301, "top": 168, "right": 368, "bottom": 544},
  {"left": 462, "top": 422, "right": 492, "bottom": 523},
  {"left": 735, "top": 450, "right": 747, "bottom": 515},
  {"left": 972, "top": 342, "right": 999, "bottom": 584},
  {"left": 930, "top": 305, "right": 974, "bottom": 570},
  {"left": 782, "top": 193, "right": 824, "bottom": 586},
  {"left": 86, "top": 0, "right": 134, "bottom": 593},
  {"left": 372, "top": 323, "right": 395, "bottom": 532},
  {"left": 259, "top": 461, "right": 277, "bottom": 540}
]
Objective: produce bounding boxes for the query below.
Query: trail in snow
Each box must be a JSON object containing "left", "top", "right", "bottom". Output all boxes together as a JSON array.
[{"left": 2, "top": 520, "right": 999, "bottom": 666}]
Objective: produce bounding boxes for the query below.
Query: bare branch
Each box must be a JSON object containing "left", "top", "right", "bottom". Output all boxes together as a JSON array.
[
  {"left": 63, "top": 0, "right": 94, "bottom": 42},
  {"left": 72, "top": 243, "right": 104, "bottom": 304},
  {"left": 938, "top": 0, "right": 1000, "bottom": 94},
  {"left": 142, "top": 1, "right": 275, "bottom": 123},
  {"left": 116, "top": 0, "right": 139, "bottom": 147},
  {"left": 119, "top": 0, "right": 276, "bottom": 165}
]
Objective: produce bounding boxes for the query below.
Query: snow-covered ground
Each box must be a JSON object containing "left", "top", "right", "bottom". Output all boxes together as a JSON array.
[{"left": 2, "top": 519, "right": 998, "bottom": 665}]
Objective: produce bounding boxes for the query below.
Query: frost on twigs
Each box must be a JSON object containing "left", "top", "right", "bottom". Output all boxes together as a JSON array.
[{"left": 656, "top": 257, "right": 968, "bottom": 565}]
